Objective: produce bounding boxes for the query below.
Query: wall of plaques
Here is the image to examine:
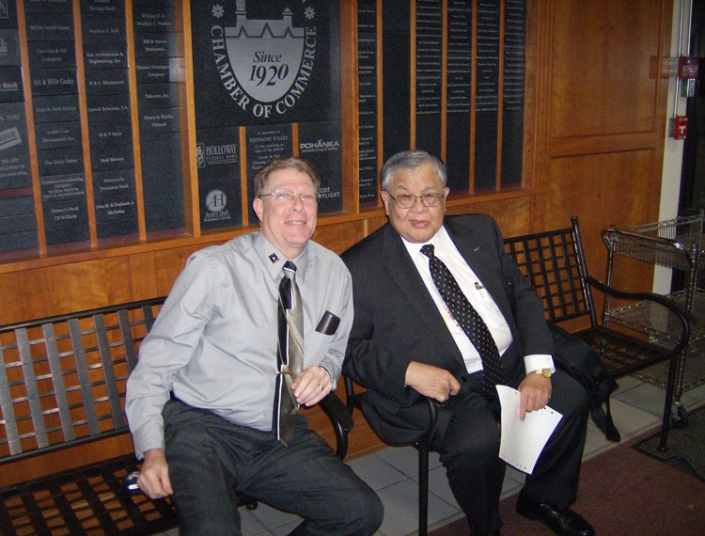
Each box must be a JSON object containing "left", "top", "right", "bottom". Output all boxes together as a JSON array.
[{"left": 0, "top": 0, "right": 526, "bottom": 257}]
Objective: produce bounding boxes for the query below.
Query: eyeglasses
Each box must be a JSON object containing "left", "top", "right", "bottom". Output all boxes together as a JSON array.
[
  {"left": 386, "top": 192, "right": 444, "bottom": 208},
  {"left": 260, "top": 189, "right": 319, "bottom": 205}
]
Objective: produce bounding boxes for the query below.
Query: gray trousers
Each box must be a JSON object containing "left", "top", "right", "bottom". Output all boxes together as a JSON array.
[{"left": 163, "top": 399, "right": 383, "bottom": 536}]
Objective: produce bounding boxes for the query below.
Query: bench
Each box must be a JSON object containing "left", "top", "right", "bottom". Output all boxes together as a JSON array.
[
  {"left": 0, "top": 298, "right": 352, "bottom": 535},
  {"left": 503, "top": 216, "right": 691, "bottom": 451}
]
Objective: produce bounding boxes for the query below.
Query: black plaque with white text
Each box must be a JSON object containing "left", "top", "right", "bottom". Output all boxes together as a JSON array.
[
  {"left": 0, "top": 66, "right": 23, "bottom": 102},
  {"left": 197, "top": 127, "right": 241, "bottom": 230},
  {"left": 133, "top": 0, "right": 184, "bottom": 233},
  {"left": 0, "top": 0, "right": 17, "bottom": 28},
  {"left": 299, "top": 120, "right": 343, "bottom": 214},
  {"left": 41, "top": 172, "right": 90, "bottom": 245},
  {"left": 0, "top": 6, "right": 33, "bottom": 253},
  {"left": 0, "top": 102, "right": 31, "bottom": 189},
  {"left": 93, "top": 168, "right": 138, "bottom": 238},
  {"left": 446, "top": 0, "right": 472, "bottom": 191},
  {"left": 82, "top": 0, "right": 137, "bottom": 239},
  {"left": 474, "top": 0, "right": 500, "bottom": 189},
  {"left": 0, "top": 196, "right": 38, "bottom": 253},
  {"left": 35, "top": 120, "right": 81, "bottom": 151},
  {"left": 190, "top": 1, "right": 341, "bottom": 129},
  {"left": 0, "top": 28, "right": 20, "bottom": 65},
  {"left": 33, "top": 93, "right": 79, "bottom": 123},
  {"left": 357, "top": 0, "right": 378, "bottom": 204},
  {"left": 415, "top": 0, "right": 442, "bottom": 158},
  {"left": 501, "top": 0, "right": 525, "bottom": 188},
  {"left": 383, "top": 0, "right": 411, "bottom": 159}
]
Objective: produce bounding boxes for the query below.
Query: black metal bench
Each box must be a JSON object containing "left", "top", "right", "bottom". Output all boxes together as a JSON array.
[
  {"left": 0, "top": 298, "right": 352, "bottom": 535},
  {"left": 503, "top": 217, "right": 691, "bottom": 451}
]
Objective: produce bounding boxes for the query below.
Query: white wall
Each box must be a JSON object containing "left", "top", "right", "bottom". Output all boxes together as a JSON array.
[{"left": 654, "top": 0, "right": 692, "bottom": 293}]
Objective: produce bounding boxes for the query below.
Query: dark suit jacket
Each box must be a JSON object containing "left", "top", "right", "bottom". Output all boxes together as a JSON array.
[{"left": 342, "top": 214, "right": 554, "bottom": 445}]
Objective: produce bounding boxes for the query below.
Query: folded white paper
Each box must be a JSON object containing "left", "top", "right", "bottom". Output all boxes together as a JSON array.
[{"left": 496, "top": 385, "right": 563, "bottom": 474}]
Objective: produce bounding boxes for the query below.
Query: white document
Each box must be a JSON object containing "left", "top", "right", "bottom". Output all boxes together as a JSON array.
[{"left": 496, "top": 385, "right": 563, "bottom": 474}]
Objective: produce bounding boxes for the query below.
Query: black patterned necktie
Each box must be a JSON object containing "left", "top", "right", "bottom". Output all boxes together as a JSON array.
[
  {"left": 274, "top": 261, "right": 304, "bottom": 445},
  {"left": 421, "top": 244, "right": 505, "bottom": 396}
]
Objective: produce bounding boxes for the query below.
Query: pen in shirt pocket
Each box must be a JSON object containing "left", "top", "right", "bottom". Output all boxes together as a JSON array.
[{"left": 475, "top": 282, "right": 488, "bottom": 299}]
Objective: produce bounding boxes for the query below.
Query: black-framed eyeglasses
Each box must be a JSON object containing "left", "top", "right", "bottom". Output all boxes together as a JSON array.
[
  {"left": 386, "top": 192, "right": 444, "bottom": 208},
  {"left": 260, "top": 189, "right": 319, "bottom": 205}
]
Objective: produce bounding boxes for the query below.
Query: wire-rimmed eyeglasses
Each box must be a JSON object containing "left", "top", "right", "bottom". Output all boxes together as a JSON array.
[
  {"left": 260, "top": 189, "right": 319, "bottom": 205},
  {"left": 386, "top": 192, "right": 444, "bottom": 208}
]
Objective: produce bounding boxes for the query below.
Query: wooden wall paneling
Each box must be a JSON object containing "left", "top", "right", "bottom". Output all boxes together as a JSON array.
[
  {"left": 541, "top": 0, "right": 672, "bottom": 302},
  {"left": 126, "top": 251, "right": 159, "bottom": 300},
  {"left": 152, "top": 244, "right": 204, "bottom": 296},
  {"left": 521, "top": 0, "right": 543, "bottom": 191},
  {"left": 547, "top": 149, "right": 663, "bottom": 317},
  {"left": 549, "top": 0, "right": 665, "bottom": 138},
  {"left": 313, "top": 218, "right": 370, "bottom": 255}
]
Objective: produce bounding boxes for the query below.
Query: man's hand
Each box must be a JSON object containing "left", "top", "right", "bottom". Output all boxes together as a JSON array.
[
  {"left": 517, "top": 373, "right": 552, "bottom": 420},
  {"left": 405, "top": 361, "right": 461, "bottom": 404},
  {"left": 138, "top": 448, "right": 173, "bottom": 499},
  {"left": 292, "top": 365, "right": 332, "bottom": 407}
]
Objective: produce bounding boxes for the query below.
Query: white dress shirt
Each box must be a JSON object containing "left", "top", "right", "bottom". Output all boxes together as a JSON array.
[{"left": 402, "top": 226, "right": 554, "bottom": 376}]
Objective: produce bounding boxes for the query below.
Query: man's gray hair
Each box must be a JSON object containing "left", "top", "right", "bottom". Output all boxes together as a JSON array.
[{"left": 380, "top": 150, "right": 447, "bottom": 191}]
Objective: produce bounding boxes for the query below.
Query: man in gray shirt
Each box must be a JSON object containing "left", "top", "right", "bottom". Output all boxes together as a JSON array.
[{"left": 126, "top": 157, "right": 383, "bottom": 535}]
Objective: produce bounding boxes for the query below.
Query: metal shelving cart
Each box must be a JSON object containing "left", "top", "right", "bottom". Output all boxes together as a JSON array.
[{"left": 602, "top": 212, "right": 705, "bottom": 424}]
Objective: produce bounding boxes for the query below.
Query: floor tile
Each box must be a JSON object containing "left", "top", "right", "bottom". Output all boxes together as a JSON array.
[
  {"left": 375, "top": 445, "right": 423, "bottom": 478},
  {"left": 347, "top": 452, "right": 409, "bottom": 490},
  {"left": 374, "top": 478, "right": 458, "bottom": 536}
]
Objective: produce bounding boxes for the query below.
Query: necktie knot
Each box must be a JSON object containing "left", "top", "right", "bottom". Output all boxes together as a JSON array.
[
  {"left": 421, "top": 244, "right": 435, "bottom": 258},
  {"left": 283, "top": 261, "right": 297, "bottom": 280}
]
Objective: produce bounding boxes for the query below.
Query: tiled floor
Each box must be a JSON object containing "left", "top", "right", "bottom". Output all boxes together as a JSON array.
[{"left": 157, "top": 372, "right": 705, "bottom": 536}]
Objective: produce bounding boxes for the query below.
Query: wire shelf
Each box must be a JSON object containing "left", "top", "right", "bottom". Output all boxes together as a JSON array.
[
  {"left": 604, "top": 289, "right": 702, "bottom": 347},
  {"left": 602, "top": 213, "right": 705, "bottom": 271}
]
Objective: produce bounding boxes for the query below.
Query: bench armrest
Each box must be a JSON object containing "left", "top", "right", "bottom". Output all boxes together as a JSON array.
[
  {"left": 319, "top": 392, "right": 354, "bottom": 459},
  {"left": 583, "top": 275, "right": 692, "bottom": 352}
]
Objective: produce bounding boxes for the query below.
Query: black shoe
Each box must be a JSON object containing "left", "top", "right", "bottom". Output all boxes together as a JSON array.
[{"left": 516, "top": 491, "right": 595, "bottom": 536}]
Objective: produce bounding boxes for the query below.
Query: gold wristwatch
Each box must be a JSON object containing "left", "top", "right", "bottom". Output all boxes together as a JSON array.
[{"left": 534, "top": 368, "right": 552, "bottom": 378}]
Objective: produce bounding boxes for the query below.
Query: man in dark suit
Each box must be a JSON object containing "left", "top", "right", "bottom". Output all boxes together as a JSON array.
[{"left": 342, "top": 150, "right": 594, "bottom": 536}]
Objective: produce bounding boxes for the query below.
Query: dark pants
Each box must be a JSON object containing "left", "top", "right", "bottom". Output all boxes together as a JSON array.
[
  {"left": 163, "top": 399, "right": 383, "bottom": 536},
  {"left": 431, "top": 368, "right": 589, "bottom": 536}
]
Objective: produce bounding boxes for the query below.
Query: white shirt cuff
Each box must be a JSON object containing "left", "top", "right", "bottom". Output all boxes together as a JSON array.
[{"left": 523, "top": 354, "right": 555, "bottom": 376}]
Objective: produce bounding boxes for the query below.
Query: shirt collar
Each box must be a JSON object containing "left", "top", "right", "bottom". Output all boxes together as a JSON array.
[
  {"left": 401, "top": 224, "right": 448, "bottom": 258},
  {"left": 254, "top": 231, "right": 309, "bottom": 284}
]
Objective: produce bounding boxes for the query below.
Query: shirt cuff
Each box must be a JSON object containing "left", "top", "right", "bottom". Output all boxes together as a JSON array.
[
  {"left": 523, "top": 354, "right": 555, "bottom": 376},
  {"left": 319, "top": 365, "right": 336, "bottom": 391}
]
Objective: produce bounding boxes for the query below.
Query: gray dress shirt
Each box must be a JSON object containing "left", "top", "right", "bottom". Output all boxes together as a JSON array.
[{"left": 125, "top": 231, "right": 353, "bottom": 459}]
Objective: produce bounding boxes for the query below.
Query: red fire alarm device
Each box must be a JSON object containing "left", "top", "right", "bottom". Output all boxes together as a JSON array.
[
  {"left": 679, "top": 56, "right": 699, "bottom": 79},
  {"left": 674, "top": 116, "right": 688, "bottom": 140}
]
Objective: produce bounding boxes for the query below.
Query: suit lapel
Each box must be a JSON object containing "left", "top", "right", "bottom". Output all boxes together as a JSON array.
[{"left": 444, "top": 218, "right": 515, "bottom": 329}]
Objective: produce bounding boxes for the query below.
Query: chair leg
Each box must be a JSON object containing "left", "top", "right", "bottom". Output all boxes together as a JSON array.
[{"left": 418, "top": 442, "right": 429, "bottom": 536}]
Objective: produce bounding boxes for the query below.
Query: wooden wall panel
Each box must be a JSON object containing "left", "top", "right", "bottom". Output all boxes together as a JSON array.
[
  {"left": 547, "top": 150, "right": 659, "bottom": 288},
  {"left": 550, "top": 0, "right": 666, "bottom": 137}
]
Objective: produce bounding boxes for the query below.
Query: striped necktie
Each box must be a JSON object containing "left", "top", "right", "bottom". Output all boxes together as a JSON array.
[{"left": 274, "top": 261, "right": 304, "bottom": 444}]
